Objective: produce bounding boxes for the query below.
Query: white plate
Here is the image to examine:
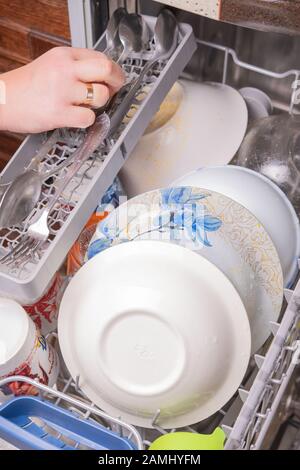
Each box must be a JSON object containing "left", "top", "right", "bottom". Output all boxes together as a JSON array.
[
  {"left": 59, "top": 241, "right": 251, "bottom": 429},
  {"left": 120, "top": 81, "right": 248, "bottom": 197},
  {"left": 88, "top": 187, "right": 283, "bottom": 353},
  {"left": 173, "top": 166, "right": 300, "bottom": 288}
]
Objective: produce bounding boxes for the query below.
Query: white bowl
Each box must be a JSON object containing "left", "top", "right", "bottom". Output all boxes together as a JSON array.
[
  {"left": 0, "top": 298, "right": 59, "bottom": 388},
  {"left": 59, "top": 241, "right": 251, "bottom": 429},
  {"left": 88, "top": 186, "right": 283, "bottom": 354},
  {"left": 120, "top": 80, "right": 248, "bottom": 197},
  {"left": 173, "top": 166, "right": 300, "bottom": 287}
]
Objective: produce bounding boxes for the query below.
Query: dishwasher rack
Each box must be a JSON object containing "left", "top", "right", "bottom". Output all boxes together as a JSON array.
[
  {"left": 0, "top": 38, "right": 300, "bottom": 451},
  {"left": 224, "top": 283, "right": 300, "bottom": 449},
  {"left": 193, "top": 38, "right": 300, "bottom": 114}
]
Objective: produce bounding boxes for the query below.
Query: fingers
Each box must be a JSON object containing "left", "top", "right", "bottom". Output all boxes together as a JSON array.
[
  {"left": 60, "top": 106, "right": 96, "bottom": 129},
  {"left": 49, "top": 46, "right": 124, "bottom": 105},
  {"left": 74, "top": 57, "right": 125, "bottom": 92},
  {"left": 71, "top": 82, "right": 110, "bottom": 108},
  {"left": 69, "top": 47, "right": 107, "bottom": 61},
  {"left": 70, "top": 47, "right": 124, "bottom": 93}
]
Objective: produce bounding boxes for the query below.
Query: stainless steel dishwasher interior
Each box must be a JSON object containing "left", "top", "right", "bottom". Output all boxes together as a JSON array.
[{"left": 138, "top": 0, "right": 300, "bottom": 112}]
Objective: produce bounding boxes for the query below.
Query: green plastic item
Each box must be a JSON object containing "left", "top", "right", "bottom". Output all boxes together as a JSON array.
[{"left": 149, "top": 427, "right": 225, "bottom": 451}]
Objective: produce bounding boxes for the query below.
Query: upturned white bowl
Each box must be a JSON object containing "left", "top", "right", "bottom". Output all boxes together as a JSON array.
[{"left": 120, "top": 80, "right": 248, "bottom": 197}]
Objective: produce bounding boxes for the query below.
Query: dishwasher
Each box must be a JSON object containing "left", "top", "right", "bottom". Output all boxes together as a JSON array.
[{"left": 0, "top": 0, "right": 300, "bottom": 451}]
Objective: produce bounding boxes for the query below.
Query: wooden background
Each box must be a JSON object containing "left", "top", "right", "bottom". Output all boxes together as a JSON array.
[{"left": 0, "top": 0, "right": 71, "bottom": 170}]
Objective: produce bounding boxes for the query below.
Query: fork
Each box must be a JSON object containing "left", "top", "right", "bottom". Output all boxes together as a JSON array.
[{"left": 0, "top": 113, "right": 111, "bottom": 268}]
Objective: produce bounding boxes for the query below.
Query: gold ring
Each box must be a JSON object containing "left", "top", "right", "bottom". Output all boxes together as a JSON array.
[{"left": 83, "top": 83, "right": 94, "bottom": 105}]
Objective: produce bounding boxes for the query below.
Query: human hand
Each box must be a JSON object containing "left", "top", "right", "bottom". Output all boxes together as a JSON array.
[{"left": 0, "top": 47, "right": 125, "bottom": 133}]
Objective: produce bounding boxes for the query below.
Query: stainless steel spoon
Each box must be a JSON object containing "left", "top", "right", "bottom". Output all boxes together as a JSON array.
[
  {"left": 137, "top": 9, "right": 179, "bottom": 80},
  {"left": 0, "top": 156, "right": 75, "bottom": 229},
  {"left": 0, "top": 129, "right": 59, "bottom": 200},
  {"left": 0, "top": 130, "right": 61, "bottom": 226},
  {"left": 95, "top": 14, "right": 151, "bottom": 115},
  {"left": 109, "top": 10, "right": 179, "bottom": 136},
  {"left": 117, "top": 13, "right": 150, "bottom": 64},
  {"left": 103, "top": 7, "right": 127, "bottom": 59}
]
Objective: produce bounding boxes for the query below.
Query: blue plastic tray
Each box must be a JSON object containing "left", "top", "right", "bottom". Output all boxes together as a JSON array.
[{"left": 0, "top": 396, "right": 136, "bottom": 450}]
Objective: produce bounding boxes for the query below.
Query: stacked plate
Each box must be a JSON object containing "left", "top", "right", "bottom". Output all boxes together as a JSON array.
[{"left": 58, "top": 167, "right": 289, "bottom": 429}]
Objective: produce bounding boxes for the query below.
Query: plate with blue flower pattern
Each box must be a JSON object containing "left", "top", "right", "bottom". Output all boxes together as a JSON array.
[{"left": 88, "top": 186, "right": 283, "bottom": 353}]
